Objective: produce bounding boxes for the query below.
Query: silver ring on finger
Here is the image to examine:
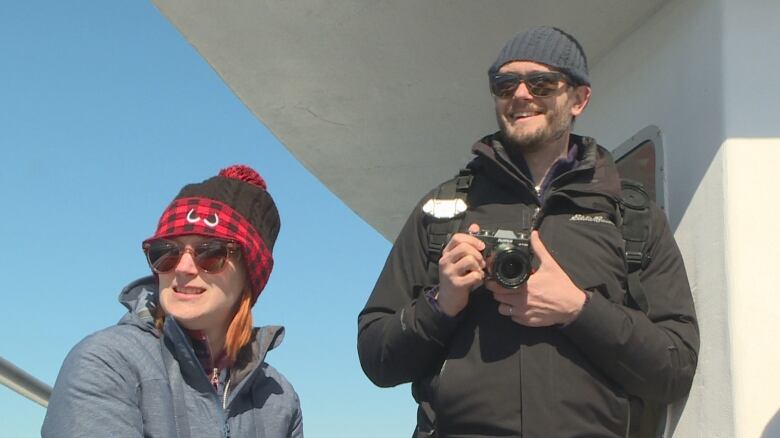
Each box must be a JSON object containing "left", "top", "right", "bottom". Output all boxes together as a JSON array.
[{"left": 508, "top": 305, "right": 513, "bottom": 316}]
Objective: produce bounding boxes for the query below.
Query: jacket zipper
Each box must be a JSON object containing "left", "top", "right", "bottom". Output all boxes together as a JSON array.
[
  {"left": 223, "top": 376, "right": 231, "bottom": 409},
  {"left": 212, "top": 367, "right": 232, "bottom": 438},
  {"left": 222, "top": 376, "right": 232, "bottom": 438}
]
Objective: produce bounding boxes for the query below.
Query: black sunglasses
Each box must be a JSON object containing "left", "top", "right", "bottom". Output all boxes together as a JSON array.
[
  {"left": 489, "top": 71, "right": 570, "bottom": 98},
  {"left": 143, "top": 239, "right": 241, "bottom": 274}
]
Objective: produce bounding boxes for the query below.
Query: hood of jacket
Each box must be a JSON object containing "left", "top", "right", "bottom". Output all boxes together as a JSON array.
[{"left": 117, "top": 275, "right": 160, "bottom": 334}]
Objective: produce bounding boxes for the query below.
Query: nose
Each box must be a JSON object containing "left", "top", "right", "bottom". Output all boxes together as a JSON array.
[
  {"left": 174, "top": 248, "right": 199, "bottom": 275},
  {"left": 512, "top": 81, "right": 534, "bottom": 100}
]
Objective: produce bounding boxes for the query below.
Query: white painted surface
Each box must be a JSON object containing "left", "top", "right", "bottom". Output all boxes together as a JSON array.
[
  {"left": 676, "top": 145, "right": 732, "bottom": 437},
  {"left": 724, "top": 138, "right": 780, "bottom": 438}
]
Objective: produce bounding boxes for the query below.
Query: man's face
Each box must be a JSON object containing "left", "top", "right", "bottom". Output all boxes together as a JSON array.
[{"left": 493, "top": 61, "right": 590, "bottom": 153}]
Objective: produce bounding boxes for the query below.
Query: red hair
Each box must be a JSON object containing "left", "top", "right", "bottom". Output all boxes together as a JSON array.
[{"left": 223, "top": 287, "right": 254, "bottom": 362}]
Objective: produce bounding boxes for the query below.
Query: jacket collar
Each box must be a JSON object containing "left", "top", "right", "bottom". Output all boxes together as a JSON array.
[
  {"left": 161, "top": 315, "right": 286, "bottom": 398},
  {"left": 469, "top": 132, "right": 622, "bottom": 199},
  {"left": 117, "top": 276, "right": 286, "bottom": 398}
]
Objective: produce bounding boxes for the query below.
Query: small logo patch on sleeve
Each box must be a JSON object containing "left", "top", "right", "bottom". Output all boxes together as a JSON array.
[{"left": 569, "top": 213, "right": 615, "bottom": 226}]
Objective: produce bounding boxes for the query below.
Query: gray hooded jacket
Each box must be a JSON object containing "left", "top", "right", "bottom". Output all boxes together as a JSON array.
[{"left": 42, "top": 276, "right": 303, "bottom": 438}]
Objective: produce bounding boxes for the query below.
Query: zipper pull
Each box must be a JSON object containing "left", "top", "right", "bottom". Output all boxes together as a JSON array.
[
  {"left": 534, "top": 185, "right": 545, "bottom": 206},
  {"left": 211, "top": 367, "right": 219, "bottom": 391}
]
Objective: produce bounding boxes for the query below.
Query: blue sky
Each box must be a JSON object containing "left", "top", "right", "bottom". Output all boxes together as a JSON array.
[{"left": 0, "top": 2, "right": 415, "bottom": 436}]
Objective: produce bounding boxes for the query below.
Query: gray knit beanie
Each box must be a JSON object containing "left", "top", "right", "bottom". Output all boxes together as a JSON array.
[{"left": 489, "top": 26, "right": 590, "bottom": 86}]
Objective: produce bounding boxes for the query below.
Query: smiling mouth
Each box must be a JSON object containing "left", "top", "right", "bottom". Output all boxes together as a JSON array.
[
  {"left": 174, "top": 286, "right": 206, "bottom": 295},
  {"left": 510, "top": 111, "right": 542, "bottom": 120}
]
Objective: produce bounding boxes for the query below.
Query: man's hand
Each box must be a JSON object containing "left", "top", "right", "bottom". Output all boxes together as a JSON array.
[
  {"left": 436, "top": 223, "right": 486, "bottom": 316},
  {"left": 490, "top": 230, "right": 587, "bottom": 326}
]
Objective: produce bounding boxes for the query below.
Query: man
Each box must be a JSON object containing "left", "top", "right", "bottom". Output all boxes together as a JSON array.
[{"left": 357, "top": 26, "right": 699, "bottom": 437}]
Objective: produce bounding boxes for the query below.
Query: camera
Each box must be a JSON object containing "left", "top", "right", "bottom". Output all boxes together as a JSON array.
[{"left": 472, "top": 229, "right": 532, "bottom": 288}]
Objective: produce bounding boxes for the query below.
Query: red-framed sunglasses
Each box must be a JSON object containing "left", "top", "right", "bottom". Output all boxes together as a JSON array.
[{"left": 143, "top": 239, "right": 241, "bottom": 274}]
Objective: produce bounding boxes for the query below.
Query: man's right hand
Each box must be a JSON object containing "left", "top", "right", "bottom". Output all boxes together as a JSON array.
[{"left": 436, "top": 223, "right": 486, "bottom": 316}]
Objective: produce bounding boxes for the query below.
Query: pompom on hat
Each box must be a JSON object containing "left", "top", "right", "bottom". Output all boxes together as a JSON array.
[
  {"left": 144, "top": 164, "right": 280, "bottom": 304},
  {"left": 489, "top": 26, "right": 590, "bottom": 86}
]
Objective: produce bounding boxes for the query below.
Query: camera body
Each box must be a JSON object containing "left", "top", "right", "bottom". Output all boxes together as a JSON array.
[{"left": 472, "top": 229, "right": 532, "bottom": 288}]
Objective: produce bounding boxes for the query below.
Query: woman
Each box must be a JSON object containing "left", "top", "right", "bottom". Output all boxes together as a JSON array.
[{"left": 43, "top": 165, "right": 303, "bottom": 437}]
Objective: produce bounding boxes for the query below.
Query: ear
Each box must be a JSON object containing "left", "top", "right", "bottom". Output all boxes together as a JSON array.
[{"left": 569, "top": 85, "right": 592, "bottom": 117}]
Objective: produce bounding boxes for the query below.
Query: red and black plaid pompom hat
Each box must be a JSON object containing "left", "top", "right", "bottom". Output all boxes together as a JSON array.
[{"left": 143, "top": 165, "right": 280, "bottom": 304}]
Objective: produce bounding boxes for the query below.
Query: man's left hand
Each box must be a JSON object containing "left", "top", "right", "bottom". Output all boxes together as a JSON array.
[{"left": 489, "top": 230, "right": 587, "bottom": 327}]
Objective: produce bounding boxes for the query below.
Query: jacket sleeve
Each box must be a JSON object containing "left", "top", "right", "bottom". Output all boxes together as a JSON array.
[
  {"left": 42, "top": 332, "right": 144, "bottom": 438},
  {"left": 357, "top": 195, "right": 463, "bottom": 387},
  {"left": 561, "top": 205, "right": 700, "bottom": 403},
  {"left": 286, "top": 387, "right": 303, "bottom": 438}
]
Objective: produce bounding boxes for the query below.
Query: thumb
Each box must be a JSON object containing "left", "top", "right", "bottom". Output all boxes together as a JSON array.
[{"left": 530, "top": 230, "right": 555, "bottom": 264}]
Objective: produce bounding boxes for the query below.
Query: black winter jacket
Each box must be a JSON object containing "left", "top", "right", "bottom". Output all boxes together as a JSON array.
[{"left": 357, "top": 134, "right": 699, "bottom": 438}]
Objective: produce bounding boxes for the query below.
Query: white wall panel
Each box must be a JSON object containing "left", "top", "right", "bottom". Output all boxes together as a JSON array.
[{"left": 724, "top": 138, "right": 780, "bottom": 438}]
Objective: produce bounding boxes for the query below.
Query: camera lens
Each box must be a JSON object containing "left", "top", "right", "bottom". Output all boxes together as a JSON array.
[
  {"left": 493, "top": 248, "right": 531, "bottom": 288},
  {"left": 499, "top": 258, "right": 524, "bottom": 278}
]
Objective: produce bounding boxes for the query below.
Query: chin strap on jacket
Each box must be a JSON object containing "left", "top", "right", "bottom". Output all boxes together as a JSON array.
[
  {"left": 425, "top": 168, "right": 473, "bottom": 277},
  {"left": 620, "top": 179, "right": 653, "bottom": 315}
]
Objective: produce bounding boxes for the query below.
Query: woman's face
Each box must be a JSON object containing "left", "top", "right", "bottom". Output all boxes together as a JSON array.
[{"left": 157, "top": 235, "right": 246, "bottom": 335}]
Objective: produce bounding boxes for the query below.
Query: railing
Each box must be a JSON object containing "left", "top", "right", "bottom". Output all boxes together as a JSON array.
[{"left": 0, "top": 356, "right": 51, "bottom": 408}]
